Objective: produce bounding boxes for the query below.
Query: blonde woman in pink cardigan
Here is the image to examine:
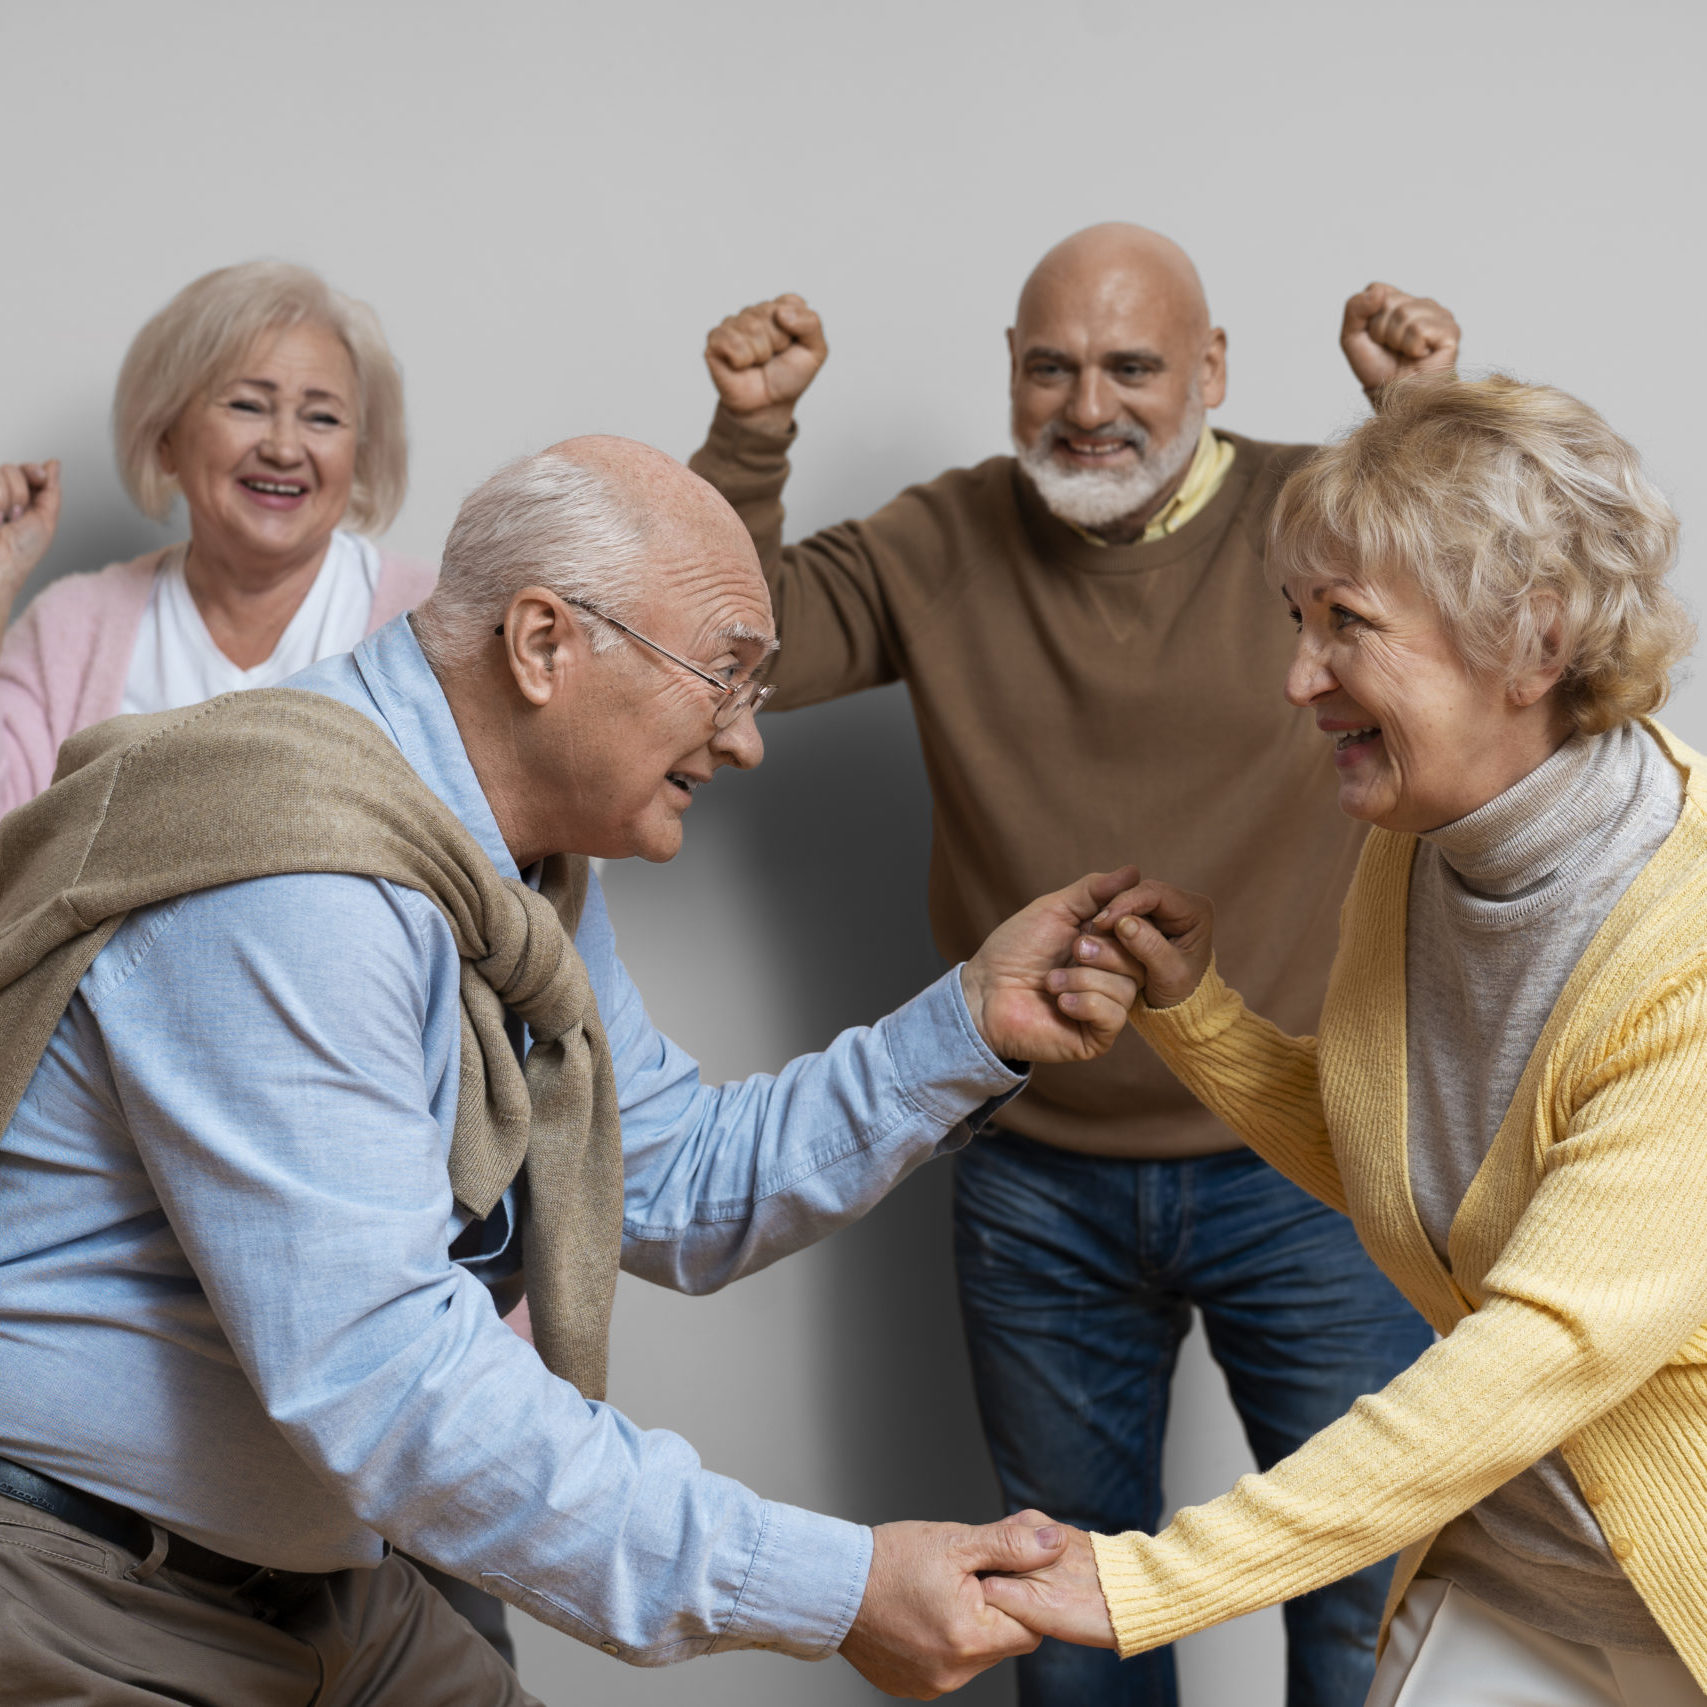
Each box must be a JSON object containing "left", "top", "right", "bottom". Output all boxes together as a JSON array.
[{"left": 0, "top": 261, "right": 435, "bottom": 816}]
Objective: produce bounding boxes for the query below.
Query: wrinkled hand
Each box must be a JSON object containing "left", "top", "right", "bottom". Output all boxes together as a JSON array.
[
  {"left": 841, "top": 1517, "right": 1067, "bottom": 1698},
  {"left": 704, "top": 293, "right": 828, "bottom": 432},
  {"left": 981, "top": 1512, "right": 1118, "bottom": 1650},
  {"left": 0, "top": 459, "right": 61, "bottom": 598},
  {"left": 1072, "top": 875, "right": 1214, "bottom": 1011},
  {"left": 961, "top": 867, "right": 1143, "bottom": 1063},
  {"left": 1340, "top": 283, "right": 1460, "bottom": 396}
]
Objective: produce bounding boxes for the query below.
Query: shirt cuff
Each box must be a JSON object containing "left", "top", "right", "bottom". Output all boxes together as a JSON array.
[
  {"left": 879, "top": 967, "right": 1029, "bottom": 1144},
  {"left": 713, "top": 1502, "right": 873, "bottom": 1659}
]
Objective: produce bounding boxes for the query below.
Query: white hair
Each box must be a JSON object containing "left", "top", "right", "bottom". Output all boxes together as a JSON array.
[
  {"left": 1015, "top": 384, "right": 1205, "bottom": 530},
  {"left": 413, "top": 452, "right": 651, "bottom": 669}
]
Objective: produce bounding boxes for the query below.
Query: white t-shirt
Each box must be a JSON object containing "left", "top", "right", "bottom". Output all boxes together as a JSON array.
[{"left": 121, "top": 531, "right": 381, "bottom": 716}]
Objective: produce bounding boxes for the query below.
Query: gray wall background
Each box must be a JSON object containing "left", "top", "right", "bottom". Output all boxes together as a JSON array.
[{"left": 3, "top": 3, "right": 1702, "bottom": 1702}]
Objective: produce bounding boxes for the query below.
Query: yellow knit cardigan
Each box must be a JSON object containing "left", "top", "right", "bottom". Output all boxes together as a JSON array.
[{"left": 1092, "top": 722, "right": 1707, "bottom": 1685}]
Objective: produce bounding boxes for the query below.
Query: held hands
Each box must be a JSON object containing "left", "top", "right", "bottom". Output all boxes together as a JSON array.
[
  {"left": 1340, "top": 283, "right": 1460, "bottom": 397},
  {"left": 961, "top": 868, "right": 1144, "bottom": 1063},
  {"left": 0, "top": 459, "right": 61, "bottom": 600},
  {"left": 703, "top": 293, "right": 828, "bottom": 433},
  {"left": 839, "top": 1518, "right": 1068, "bottom": 1698},
  {"left": 1071, "top": 875, "right": 1216, "bottom": 1012},
  {"left": 981, "top": 1512, "right": 1118, "bottom": 1650}
]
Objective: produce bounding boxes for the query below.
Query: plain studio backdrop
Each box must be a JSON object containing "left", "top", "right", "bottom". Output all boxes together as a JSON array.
[{"left": 3, "top": 3, "right": 1702, "bottom": 1702}]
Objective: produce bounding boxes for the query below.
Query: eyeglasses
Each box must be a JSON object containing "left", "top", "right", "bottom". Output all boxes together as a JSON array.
[{"left": 494, "top": 602, "right": 774, "bottom": 730}]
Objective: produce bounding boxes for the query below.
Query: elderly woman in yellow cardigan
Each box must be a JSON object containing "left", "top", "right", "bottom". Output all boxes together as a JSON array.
[{"left": 985, "top": 374, "right": 1707, "bottom": 1705}]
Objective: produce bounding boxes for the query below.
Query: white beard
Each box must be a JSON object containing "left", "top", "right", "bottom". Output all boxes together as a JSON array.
[{"left": 1015, "top": 399, "right": 1206, "bottom": 531}]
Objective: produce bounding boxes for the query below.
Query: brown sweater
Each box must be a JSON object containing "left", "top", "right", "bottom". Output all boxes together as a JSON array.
[{"left": 691, "top": 407, "right": 1365, "bottom": 1158}]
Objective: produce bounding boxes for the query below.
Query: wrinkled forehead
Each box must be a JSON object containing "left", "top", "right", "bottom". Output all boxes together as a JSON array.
[
  {"left": 1016, "top": 256, "right": 1205, "bottom": 358},
  {"left": 639, "top": 508, "right": 777, "bottom": 656}
]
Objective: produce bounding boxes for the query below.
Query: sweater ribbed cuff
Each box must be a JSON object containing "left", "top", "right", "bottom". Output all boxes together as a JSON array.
[
  {"left": 1128, "top": 958, "right": 1241, "bottom": 1048},
  {"left": 1089, "top": 1530, "right": 1159, "bottom": 1660}
]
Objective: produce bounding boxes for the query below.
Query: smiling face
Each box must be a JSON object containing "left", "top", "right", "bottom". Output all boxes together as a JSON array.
[
  {"left": 159, "top": 320, "right": 359, "bottom": 579},
  {"left": 495, "top": 456, "right": 777, "bottom": 866},
  {"left": 1283, "top": 564, "right": 1570, "bottom": 833},
  {"left": 1008, "top": 224, "right": 1226, "bottom": 537}
]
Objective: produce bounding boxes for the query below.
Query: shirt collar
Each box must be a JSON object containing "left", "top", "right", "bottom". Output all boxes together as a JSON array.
[
  {"left": 1065, "top": 422, "right": 1234, "bottom": 548},
  {"left": 344, "top": 614, "right": 521, "bottom": 881}
]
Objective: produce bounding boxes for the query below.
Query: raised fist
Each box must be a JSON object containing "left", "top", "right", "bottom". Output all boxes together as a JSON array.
[
  {"left": 1340, "top": 283, "right": 1460, "bottom": 396},
  {"left": 704, "top": 294, "right": 828, "bottom": 431},
  {"left": 0, "top": 459, "right": 62, "bottom": 601}
]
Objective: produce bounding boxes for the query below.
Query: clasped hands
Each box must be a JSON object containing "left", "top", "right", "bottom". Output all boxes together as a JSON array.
[
  {"left": 959, "top": 865, "right": 1214, "bottom": 1064},
  {"left": 839, "top": 1512, "right": 1115, "bottom": 1698}
]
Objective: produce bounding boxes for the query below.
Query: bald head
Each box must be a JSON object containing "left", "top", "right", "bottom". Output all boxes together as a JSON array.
[
  {"left": 1008, "top": 223, "right": 1226, "bottom": 541},
  {"left": 541, "top": 434, "right": 754, "bottom": 571},
  {"left": 1016, "top": 223, "right": 1210, "bottom": 347},
  {"left": 416, "top": 434, "right": 766, "bottom": 669}
]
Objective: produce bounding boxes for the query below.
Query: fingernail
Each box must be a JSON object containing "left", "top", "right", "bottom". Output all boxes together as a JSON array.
[
  {"left": 1118, "top": 917, "right": 1139, "bottom": 937},
  {"left": 1091, "top": 910, "right": 1109, "bottom": 926},
  {"left": 1046, "top": 969, "right": 1066, "bottom": 990},
  {"left": 1035, "top": 1527, "right": 1060, "bottom": 1548},
  {"left": 1077, "top": 937, "right": 1098, "bottom": 959}
]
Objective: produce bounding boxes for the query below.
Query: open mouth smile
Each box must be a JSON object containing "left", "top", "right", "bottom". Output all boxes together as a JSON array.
[{"left": 239, "top": 477, "right": 310, "bottom": 507}]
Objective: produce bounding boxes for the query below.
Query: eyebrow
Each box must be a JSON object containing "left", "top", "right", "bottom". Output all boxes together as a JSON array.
[
  {"left": 717, "top": 621, "right": 780, "bottom": 659},
  {"left": 227, "top": 377, "right": 350, "bottom": 404},
  {"left": 1022, "top": 344, "right": 1166, "bottom": 370},
  {"left": 1282, "top": 576, "right": 1365, "bottom": 602}
]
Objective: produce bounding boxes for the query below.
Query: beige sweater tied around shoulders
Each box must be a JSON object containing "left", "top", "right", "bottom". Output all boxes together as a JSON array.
[{"left": 0, "top": 688, "right": 623, "bottom": 1399}]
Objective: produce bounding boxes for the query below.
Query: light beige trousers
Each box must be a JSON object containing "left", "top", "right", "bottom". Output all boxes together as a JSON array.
[
  {"left": 0, "top": 1491, "right": 541, "bottom": 1706},
  {"left": 1367, "top": 1578, "right": 1707, "bottom": 1707}
]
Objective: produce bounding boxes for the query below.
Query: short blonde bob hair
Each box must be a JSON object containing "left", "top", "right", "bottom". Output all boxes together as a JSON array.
[
  {"left": 1269, "top": 373, "right": 1691, "bottom": 735},
  {"left": 112, "top": 260, "right": 407, "bottom": 533}
]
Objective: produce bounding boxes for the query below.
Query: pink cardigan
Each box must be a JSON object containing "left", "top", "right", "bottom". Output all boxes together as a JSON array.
[{"left": 0, "top": 545, "right": 437, "bottom": 816}]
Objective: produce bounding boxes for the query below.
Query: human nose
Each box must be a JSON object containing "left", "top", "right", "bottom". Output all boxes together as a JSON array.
[
  {"left": 1064, "top": 367, "right": 1114, "bottom": 429},
  {"left": 1285, "top": 627, "right": 1337, "bottom": 707},
  {"left": 709, "top": 703, "right": 764, "bottom": 770},
  {"left": 259, "top": 409, "right": 305, "bottom": 464}
]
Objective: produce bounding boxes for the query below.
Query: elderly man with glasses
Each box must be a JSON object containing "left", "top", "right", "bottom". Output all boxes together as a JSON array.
[{"left": 0, "top": 435, "right": 1140, "bottom": 1705}]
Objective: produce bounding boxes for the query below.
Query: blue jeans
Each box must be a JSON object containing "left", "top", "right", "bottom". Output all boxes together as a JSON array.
[{"left": 953, "top": 1132, "right": 1434, "bottom": 1707}]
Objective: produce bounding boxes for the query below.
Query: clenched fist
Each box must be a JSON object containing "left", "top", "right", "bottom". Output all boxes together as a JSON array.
[
  {"left": 703, "top": 293, "right": 828, "bottom": 433},
  {"left": 1340, "top": 283, "right": 1460, "bottom": 397},
  {"left": 0, "top": 459, "right": 62, "bottom": 633}
]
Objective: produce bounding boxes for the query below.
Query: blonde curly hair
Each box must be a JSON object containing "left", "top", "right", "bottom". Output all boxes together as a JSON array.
[
  {"left": 112, "top": 260, "right": 407, "bottom": 533},
  {"left": 1268, "top": 373, "right": 1692, "bottom": 734}
]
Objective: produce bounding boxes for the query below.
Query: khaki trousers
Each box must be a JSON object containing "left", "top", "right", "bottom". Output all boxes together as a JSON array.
[
  {"left": 1367, "top": 1578, "right": 1707, "bottom": 1707},
  {"left": 0, "top": 1492, "right": 541, "bottom": 1706}
]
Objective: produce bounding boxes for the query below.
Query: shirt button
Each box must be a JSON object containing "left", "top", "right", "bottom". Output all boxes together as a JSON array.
[
  {"left": 1581, "top": 1483, "right": 1607, "bottom": 1505},
  {"left": 1608, "top": 1536, "right": 1634, "bottom": 1562},
  {"left": 600, "top": 1641, "right": 621, "bottom": 1656}
]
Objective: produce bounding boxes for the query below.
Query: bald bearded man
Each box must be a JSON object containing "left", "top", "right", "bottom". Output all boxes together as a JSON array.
[{"left": 688, "top": 226, "right": 1458, "bottom": 1707}]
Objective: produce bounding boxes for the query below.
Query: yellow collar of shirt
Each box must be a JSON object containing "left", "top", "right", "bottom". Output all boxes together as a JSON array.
[{"left": 1069, "top": 424, "right": 1236, "bottom": 546}]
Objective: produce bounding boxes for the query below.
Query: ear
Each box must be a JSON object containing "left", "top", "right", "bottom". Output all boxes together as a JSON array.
[
  {"left": 499, "top": 587, "right": 596, "bottom": 709},
  {"left": 1200, "top": 327, "right": 1228, "bottom": 411},
  {"left": 1509, "top": 605, "right": 1569, "bottom": 709},
  {"left": 157, "top": 431, "right": 178, "bottom": 478}
]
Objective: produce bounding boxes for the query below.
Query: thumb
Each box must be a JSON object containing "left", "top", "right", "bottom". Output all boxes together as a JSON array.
[{"left": 959, "top": 1517, "right": 1066, "bottom": 1575}]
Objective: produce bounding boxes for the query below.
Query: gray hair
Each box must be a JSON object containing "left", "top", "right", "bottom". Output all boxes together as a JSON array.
[
  {"left": 413, "top": 451, "right": 651, "bottom": 669},
  {"left": 113, "top": 260, "right": 407, "bottom": 531}
]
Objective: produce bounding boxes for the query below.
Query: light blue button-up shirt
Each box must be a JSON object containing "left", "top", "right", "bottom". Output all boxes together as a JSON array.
[{"left": 0, "top": 616, "right": 1024, "bottom": 1664}]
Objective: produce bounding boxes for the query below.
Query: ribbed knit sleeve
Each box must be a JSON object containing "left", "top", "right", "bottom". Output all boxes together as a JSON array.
[
  {"left": 1129, "top": 962, "right": 1346, "bottom": 1216},
  {"left": 1093, "top": 965, "right": 1707, "bottom": 1663}
]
